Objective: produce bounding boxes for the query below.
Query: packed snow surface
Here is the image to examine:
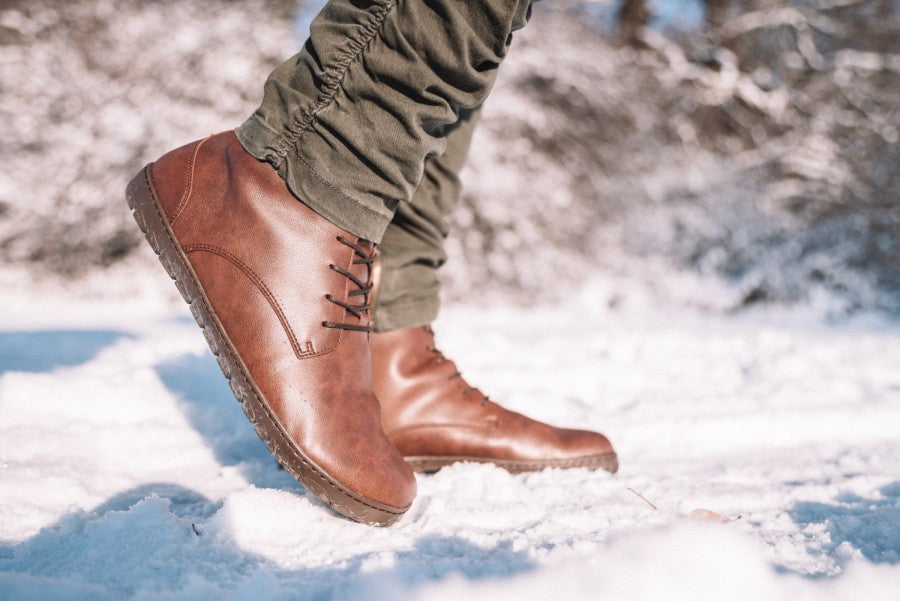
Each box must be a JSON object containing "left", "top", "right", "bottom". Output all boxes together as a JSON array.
[{"left": 0, "top": 287, "right": 898, "bottom": 600}]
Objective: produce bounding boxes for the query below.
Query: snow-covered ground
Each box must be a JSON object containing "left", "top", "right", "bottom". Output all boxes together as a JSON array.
[{"left": 1, "top": 270, "right": 897, "bottom": 600}]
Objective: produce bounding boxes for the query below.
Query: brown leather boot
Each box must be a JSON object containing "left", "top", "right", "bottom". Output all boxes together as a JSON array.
[
  {"left": 371, "top": 325, "right": 619, "bottom": 474},
  {"left": 125, "top": 132, "right": 415, "bottom": 525}
]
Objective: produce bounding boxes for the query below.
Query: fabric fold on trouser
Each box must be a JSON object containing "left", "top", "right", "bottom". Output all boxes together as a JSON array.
[
  {"left": 236, "top": 0, "right": 534, "bottom": 242},
  {"left": 373, "top": 107, "right": 480, "bottom": 331}
]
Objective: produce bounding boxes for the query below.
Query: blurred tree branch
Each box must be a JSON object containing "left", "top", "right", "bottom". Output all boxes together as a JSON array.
[{"left": 618, "top": 0, "right": 650, "bottom": 46}]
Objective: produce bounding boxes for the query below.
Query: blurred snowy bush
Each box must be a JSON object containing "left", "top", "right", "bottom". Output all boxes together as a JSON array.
[
  {"left": 0, "top": 0, "right": 897, "bottom": 314},
  {"left": 0, "top": 0, "right": 298, "bottom": 274},
  {"left": 448, "top": 0, "right": 899, "bottom": 314}
]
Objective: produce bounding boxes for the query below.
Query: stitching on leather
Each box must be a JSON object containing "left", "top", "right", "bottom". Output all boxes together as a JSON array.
[
  {"left": 273, "top": 0, "right": 398, "bottom": 158},
  {"left": 183, "top": 243, "right": 337, "bottom": 359},
  {"left": 140, "top": 169, "right": 407, "bottom": 516},
  {"left": 171, "top": 136, "right": 208, "bottom": 226}
]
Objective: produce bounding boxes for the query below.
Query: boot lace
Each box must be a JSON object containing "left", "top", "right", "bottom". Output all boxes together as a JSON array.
[
  {"left": 426, "top": 340, "right": 489, "bottom": 407},
  {"left": 323, "top": 236, "right": 375, "bottom": 333}
]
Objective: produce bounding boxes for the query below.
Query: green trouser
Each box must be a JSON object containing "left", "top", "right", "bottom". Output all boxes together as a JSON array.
[{"left": 236, "top": 0, "right": 532, "bottom": 331}]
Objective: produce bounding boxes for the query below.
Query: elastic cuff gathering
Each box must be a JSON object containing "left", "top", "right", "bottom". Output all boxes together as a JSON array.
[{"left": 236, "top": 116, "right": 394, "bottom": 243}]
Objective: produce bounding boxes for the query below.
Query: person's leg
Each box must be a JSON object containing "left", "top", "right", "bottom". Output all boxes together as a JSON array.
[
  {"left": 373, "top": 107, "right": 481, "bottom": 331},
  {"left": 367, "top": 88, "right": 617, "bottom": 477},
  {"left": 237, "top": 0, "right": 535, "bottom": 243},
  {"left": 128, "top": 0, "right": 537, "bottom": 525}
]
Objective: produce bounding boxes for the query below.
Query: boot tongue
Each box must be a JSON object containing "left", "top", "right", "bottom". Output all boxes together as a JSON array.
[{"left": 368, "top": 255, "right": 383, "bottom": 320}]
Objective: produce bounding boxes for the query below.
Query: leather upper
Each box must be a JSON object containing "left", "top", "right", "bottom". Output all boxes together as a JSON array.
[
  {"left": 148, "top": 132, "right": 415, "bottom": 509},
  {"left": 371, "top": 325, "right": 615, "bottom": 463}
]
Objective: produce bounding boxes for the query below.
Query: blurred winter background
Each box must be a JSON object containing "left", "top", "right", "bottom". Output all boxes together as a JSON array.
[{"left": 1, "top": 0, "right": 897, "bottom": 316}]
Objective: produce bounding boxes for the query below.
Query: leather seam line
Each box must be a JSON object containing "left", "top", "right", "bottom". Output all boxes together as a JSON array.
[
  {"left": 182, "top": 243, "right": 337, "bottom": 359},
  {"left": 141, "top": 168, "right": 406, "bottom": 515},
  {"left": 170, "top": 136, "right": 209, "bottom": 226}
]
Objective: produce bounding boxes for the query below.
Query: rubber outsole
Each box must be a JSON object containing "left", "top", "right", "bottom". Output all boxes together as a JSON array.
[
  {"left": 405, "top": 452, "right": 619, "bottom": 474},
  {"left": 126, "top": 166, "right": 409, "bottom": 526}
]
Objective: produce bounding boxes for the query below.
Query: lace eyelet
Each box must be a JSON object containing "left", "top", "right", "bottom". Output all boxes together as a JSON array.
[{"left": 321, "top": 237, "right": 376, "bottom": 333}]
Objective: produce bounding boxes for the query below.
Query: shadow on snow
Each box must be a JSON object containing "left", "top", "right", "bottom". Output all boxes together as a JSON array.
[
  {"left": 155, "top": 351, "right": 301, "bottom": 490},
  {"left": 0, "top": 330, "right": 131, "bottom": 375},
  {"left": 790, "top": 481, "right": 900, "bottom": 565},
  {"left": 0, "top": 483, "right": 536, "bottom": 600}
]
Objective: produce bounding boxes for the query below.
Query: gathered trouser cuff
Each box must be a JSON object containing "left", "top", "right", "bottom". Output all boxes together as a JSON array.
[
  {"left": 236, "top": 117, "right": 394, "bottom": 242},
  {"left": 373, "top": 291, "right": 441, "bottom": 332},
  {"left": 237, "top": 0, "right": 534, "bottom": 243}
]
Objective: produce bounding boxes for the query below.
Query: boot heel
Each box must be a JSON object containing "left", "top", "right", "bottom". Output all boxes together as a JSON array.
[{"left": 126, "top": 167, "right": 181, "bottom": 284}]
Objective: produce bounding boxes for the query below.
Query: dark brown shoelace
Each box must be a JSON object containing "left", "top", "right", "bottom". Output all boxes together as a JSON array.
[
  {"left": 426, "top": 342, "right": 489, "bottom": 406},
  {"left": 323, "top": 236, "right": 375, "bottom": 333}
]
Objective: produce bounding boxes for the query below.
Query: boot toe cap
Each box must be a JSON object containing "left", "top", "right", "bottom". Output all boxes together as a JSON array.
[{"left": 566, "top": 429, "right": 618, "bottom": 471}]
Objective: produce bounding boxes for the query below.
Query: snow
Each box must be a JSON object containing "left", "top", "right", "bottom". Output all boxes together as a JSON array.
[
  {"left": 1, "top": 281, "right": 897, "bottom": 599},
  {"left": 0, "top": 1, "right": 897, "bottom": 597}
]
